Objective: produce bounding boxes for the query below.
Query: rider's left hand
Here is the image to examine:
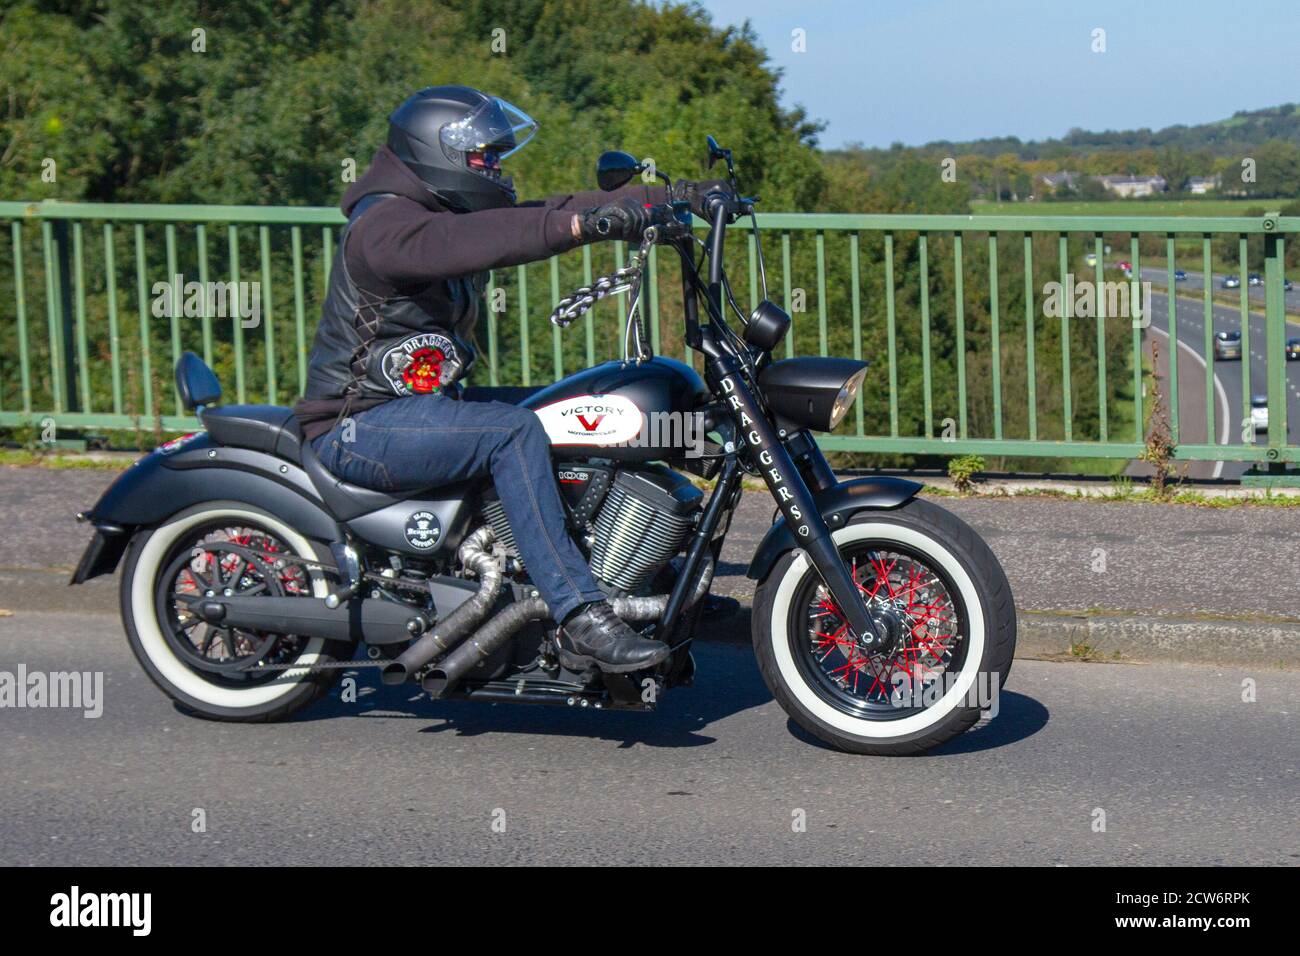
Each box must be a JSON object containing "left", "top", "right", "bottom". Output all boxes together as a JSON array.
[{"left": 670, "top": 178, "right": 735, "bottom": 221}]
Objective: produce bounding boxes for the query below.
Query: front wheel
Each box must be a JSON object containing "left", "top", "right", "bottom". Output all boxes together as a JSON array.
[{"left": 753, "top": 498, "right": 1015, "bottom": 755}]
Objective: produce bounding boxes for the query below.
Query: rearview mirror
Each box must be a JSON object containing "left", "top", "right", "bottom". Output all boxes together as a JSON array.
[
  {"left": 706, "top": 135, "right": 731, "bottom": 171},
  {"left": 597, "top": 150, "right": 643, "bottom": 191}
]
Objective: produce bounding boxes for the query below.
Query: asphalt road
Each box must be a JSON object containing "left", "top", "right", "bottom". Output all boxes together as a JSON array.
[
  {"left": 2, "top": 610, "right": 1297, "bottom": 866},
  {"left": 3, "top": 464, "right": 1300, "bottom": 865},
  {"left": 1103, "top": 283, "right": 1299, "bottom": 482},
  {"left": 1139, "top": 270, "right": 1300, "bottom": 481},
  {"left": 1137, "top": 264, "right": 1300, "bottom": 312}
]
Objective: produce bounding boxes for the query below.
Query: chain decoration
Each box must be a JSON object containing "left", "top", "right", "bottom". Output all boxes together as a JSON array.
[{"left": 548, "top": 243, "right": 650, "bottom": 329}]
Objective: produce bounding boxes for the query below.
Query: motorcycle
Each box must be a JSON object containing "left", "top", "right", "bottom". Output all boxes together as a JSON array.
[{"left": 70, "top": 136, "right": 1015, "bottom": 754}]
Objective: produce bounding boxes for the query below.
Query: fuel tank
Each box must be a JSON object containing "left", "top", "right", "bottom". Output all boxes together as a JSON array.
[{"left": 522, "top": 357, "right": 710, "bottom": 462}]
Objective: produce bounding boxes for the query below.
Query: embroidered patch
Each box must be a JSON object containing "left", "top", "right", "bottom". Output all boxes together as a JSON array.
[{"left": 381, "top": 332, "right": 457, "bottom": 396}]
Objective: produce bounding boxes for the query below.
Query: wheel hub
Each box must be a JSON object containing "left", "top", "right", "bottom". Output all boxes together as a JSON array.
[
  {"left": 160, "top": 534, "right": 307, "bottom": 678},
  {"left": 800, "top": 548, "right": 963, "bottom": 712},
  {"left": 863, "top": 605, "right": 906, "bottom": 656}
]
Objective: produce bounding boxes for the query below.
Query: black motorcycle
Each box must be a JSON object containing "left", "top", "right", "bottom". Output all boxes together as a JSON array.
[{"left": 70, "top": 137, "right": 1015, "bottom": 755}]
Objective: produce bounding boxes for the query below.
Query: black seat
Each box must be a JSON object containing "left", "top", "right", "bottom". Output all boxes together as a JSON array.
[
  {"left": 201, "top": 405, "right": 303, "bottom": 462},
  {"left": 297, "top": 432, "right": 407, "bottom": 522},
  {"left": 202, "top": 403, "right": 406, "bottom": 521}
]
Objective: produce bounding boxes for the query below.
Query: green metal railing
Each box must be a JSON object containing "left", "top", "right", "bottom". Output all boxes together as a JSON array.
[{"left": 1, "top": 199, "right": 1297, "bottom": 471}]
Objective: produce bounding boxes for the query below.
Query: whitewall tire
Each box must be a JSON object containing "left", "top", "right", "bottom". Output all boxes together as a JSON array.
[{"left": 752, "top": 498, "right": 1016, "bottom": 755}]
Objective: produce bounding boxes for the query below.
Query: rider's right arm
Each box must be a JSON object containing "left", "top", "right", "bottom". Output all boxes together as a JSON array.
[
  {"left": 522, "top": 183, "right": 667, "bottom": 213},
  {"left": 349, "top": 194, "right": 583, "bottom": 287}
]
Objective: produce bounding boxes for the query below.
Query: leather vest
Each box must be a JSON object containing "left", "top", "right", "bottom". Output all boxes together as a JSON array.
[{"left": 303, "top": 194, "right": 481, "bottom": 405}]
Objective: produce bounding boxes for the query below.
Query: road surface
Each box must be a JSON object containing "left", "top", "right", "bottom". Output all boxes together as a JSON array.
[{"left": 1, "top": 610, "right": 1296, "bottom": 866}]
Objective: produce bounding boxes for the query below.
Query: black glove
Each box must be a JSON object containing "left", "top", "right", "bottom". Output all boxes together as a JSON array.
[
  {"left": 670, "top": 178, "right": 734, "bottom": 220},
  {"left": 578, "top": 196, "right": 672, "bottom": 242}
]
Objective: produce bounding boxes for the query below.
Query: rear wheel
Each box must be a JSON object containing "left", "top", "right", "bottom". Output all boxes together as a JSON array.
[
  {"left": 753, "top": 498, "right": 1015, "bottom": 755},
  {"left": 120, "top": 502, "right": 352, "bottom": 721}
]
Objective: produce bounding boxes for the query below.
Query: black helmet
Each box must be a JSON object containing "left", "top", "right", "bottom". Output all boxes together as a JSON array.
[{"left": 387, "top": 85, "right": 537, "bottom": 212}]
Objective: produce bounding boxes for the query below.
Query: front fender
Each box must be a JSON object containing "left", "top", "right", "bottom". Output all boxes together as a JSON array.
[{"left": 745, "top": 476, "right": 922, "bottom": 581}]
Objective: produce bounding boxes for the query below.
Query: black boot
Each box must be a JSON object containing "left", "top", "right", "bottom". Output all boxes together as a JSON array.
[{"left": 559, "top": 601, "right": 670, "bottom": 673}]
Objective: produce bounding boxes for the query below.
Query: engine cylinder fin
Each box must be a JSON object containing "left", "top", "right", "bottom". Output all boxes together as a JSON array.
[{"left": 589, "top": 474, "right": 696, "bottom": 592}]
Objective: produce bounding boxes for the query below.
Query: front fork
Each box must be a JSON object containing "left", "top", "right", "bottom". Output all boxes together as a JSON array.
[{"left": 713, "top": 361, "right": 884, "bottom": 646}]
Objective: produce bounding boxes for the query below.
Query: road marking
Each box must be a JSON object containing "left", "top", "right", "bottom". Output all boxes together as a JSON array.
[{"left": 1146, "top": 323, "right": 1230, "bottom": 479}]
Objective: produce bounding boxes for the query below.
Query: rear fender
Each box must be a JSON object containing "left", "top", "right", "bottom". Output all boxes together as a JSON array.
[
  {"left": 745, "top": 476, "right": 922, "bottom": 582},
  {"left": 71, "top": 433, "right": 342, "bottom": 582}
]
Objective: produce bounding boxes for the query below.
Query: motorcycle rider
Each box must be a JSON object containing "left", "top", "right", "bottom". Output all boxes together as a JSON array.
[{"left": 294, "top": 85, "right": 731, "bottom": 672}]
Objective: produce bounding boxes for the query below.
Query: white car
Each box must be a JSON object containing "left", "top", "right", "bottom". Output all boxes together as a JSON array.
[{"left": 1250, "top": 395, "right": 1269, "bottom": 433}]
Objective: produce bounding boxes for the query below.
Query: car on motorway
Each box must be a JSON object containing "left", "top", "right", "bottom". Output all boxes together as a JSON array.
[
  {"left": 1174, "top": 269, "right": 1188, "bottom": 282},
  {"left": 1251, "top": 394, "right": 1269, "bottom": 433},
  {"left": 1248, "top": 272, "right": 1263, "bottom": 286},
  {"left": 1213, "top": 329, "right": 1242, "bottom": 360},
  {"left": 1287, "top": 338, "right": 1300, "bottom": 361},
  {"left": 1223, "top": 275, "right": 1241, "bottom": 289},
  {"left": 1117, "top": 260, "right": 1132, "bottom": 277},
  {"left": 1084, "top": 252, "right": 1097, "bottom": 267},
  {"left": 1285, "top": 278, "right": 1294, "bottom": 292}
]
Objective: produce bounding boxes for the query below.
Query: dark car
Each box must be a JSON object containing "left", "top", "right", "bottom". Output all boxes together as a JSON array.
[
  {"left": 1287, "top": 338, "right": 1300, "bottom": 361},
  {"left": 1248, "top": 272, "right": 1263, "bottom": 286},
  {"left": 1174, "top": 269, "right": 1188, "bottom": 282},
  {"left": 1286, "top": 278, "right": 1295, "bottom": 293},
  {"left": 1213, "top": 330, "right": 1242, "bottom": 360},
  {"left": 1223, "top": 275, "right": 1241, "bottom": 289}
]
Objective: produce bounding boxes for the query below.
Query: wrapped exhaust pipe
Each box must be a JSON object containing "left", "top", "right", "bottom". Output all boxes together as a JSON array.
[
  {"left": 423, "top": 554, "right": 715, "bottom": 697},
  {"left": 381, "top": 526, "right": 502, "bottom": 685}
]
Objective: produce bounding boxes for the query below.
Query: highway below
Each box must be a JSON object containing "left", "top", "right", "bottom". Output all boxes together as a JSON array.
[{"left": 1132, "top": 272, "right": 1299, "bottom": 481}]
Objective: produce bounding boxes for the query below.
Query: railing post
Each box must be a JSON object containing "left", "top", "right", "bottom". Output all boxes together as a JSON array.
[
  {"left": 53, "top": 221, "right": 82, "bottom": 413},
  {"left": 1262, "top": 212, "right": 1287, "bottom": 467}
]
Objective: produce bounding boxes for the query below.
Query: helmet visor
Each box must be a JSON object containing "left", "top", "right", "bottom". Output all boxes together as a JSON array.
[{"left": 439, "top": 96, "right": 538, "bottom": 161}]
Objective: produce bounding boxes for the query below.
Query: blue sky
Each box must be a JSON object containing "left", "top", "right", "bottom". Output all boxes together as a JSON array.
[{"left": 694, "top": 0, "right": 1300, "bottom": 148}]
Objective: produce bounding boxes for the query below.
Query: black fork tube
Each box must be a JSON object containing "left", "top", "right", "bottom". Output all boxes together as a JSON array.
[
  {"left": 710, "top": 356, "right": 882, "bottom": 644},
  {"left": 677, "top": 237, "right": 703, "bottom": 350}
]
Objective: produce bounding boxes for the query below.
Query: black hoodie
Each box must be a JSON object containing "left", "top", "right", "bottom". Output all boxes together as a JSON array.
[{"left": 293, "top": 146, "right": 664, "bottom": 439}]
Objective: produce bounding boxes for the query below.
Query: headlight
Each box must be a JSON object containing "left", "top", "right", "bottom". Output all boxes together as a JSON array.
[
  {"left": 757, "top": 357, "right": 871, "bottom": 432},
  {"left": 828, "top": 368, "right": 868, "bottom": 430}
]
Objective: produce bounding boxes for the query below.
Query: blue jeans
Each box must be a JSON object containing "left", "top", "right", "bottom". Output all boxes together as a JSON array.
[{"left": 313, "top": 394, "right": 606, "bottom": 622}]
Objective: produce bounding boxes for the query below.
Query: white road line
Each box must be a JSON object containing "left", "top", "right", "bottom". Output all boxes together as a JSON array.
[{"left": 1146, "top": 323, "right": 1230, "bottom": 479}]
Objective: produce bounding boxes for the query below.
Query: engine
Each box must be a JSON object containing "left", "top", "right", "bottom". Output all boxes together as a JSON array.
[
  {"left": 482, "top": 464, "right": 703, "bottom": 594},
  {"left": 588, "top": 467, "right": 703, "bottom": 592}
]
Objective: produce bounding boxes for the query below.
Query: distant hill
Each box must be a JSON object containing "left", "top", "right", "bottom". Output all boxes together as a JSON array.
[{"left": 835, "top": 103, "right": 1300, "bottom": 161}]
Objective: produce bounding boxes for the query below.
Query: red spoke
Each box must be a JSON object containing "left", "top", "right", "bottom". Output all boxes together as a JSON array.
[{"left": 805, "top": 550, "right": 963, "bottom": 708}]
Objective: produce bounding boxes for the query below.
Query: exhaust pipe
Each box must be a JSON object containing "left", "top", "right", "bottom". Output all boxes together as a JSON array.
[
  {"left": 423, "top": 554, "right": 715, "bottom": 697},
  {"left": 381, "top": 527, "right": 503, "bottom": 685}
]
